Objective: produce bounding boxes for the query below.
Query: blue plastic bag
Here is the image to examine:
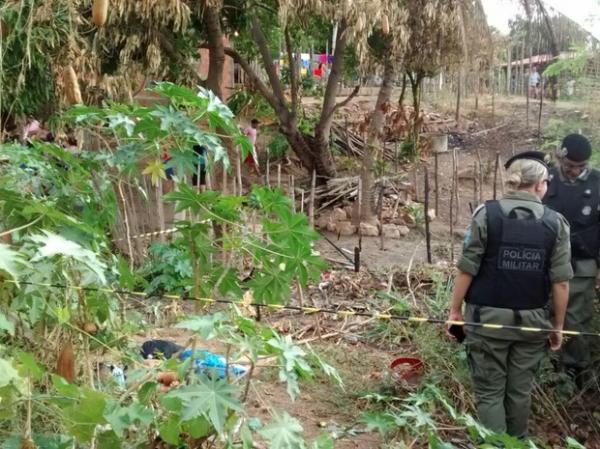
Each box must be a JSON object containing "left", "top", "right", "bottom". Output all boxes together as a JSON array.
[{"left": 179, "top": 349, "right": 247, "bottom": 379}]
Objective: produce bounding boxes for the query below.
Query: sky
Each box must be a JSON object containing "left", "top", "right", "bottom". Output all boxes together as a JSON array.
[{"left": 480, "top": 0, "right": 600, "bottom": 40}]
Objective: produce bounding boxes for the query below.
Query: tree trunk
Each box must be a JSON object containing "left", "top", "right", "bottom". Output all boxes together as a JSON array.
[
  {"left": 360, "top": 54, "right": 395, "bottom": 221},
  {"left": 203, "top": 4, "right": 225, "bottom": 99},
  {"left": 399, "top": 73, "right": 408, "bottom": 107},
  {"left": 534, "top": 0, "right": 559, "bottom": 100}
]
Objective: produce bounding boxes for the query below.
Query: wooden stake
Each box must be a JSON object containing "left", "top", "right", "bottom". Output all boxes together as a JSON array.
[
  {"left": 434, "top": 152, "right": 439, "bottom": 216},
  {"left": 156, "top": 178, "right": 166, "bottom": 243},
  {"left": 300, "top": 189, "right": 305, "bottom": 213},
  {"left": 453, "top": 149, "right": 460, "bottom": 225},
  {"left": 413, "top": 164, "right": 419, "bottom": 202},
  {"left": 475, "top": 148, "right": 483, "bottom": 204},
  {"left": 290, "top": 175, "right": 296, "bottom": 212},
  {"left": 236, "top": 148, "right": 243, "bottom": 194},
  {"left": 377, "top": 182, "right": 385, "bottom": 251},
  {"left": 424, "top": 166, "right": 432, "bottom": 264},
  {"left": 472, "top": 162, "right": 478, "bottom": 209},
  {"left": 537, "top": 78, "right": 544, "bottom": 142},
  {"left": 309, "top": 170, "right": 317, "bottom": 228},
  {"left": 498, "top": 156, "right": 506, "bottom": 197},
  {"left": 493, "top": 151, "right": 500, "bottom": 200},
  {"left": 266, "top": 149, "right": 271, "bottom": 186},
  {"left": 297, "top": 281, "right": 304, "bottom": 308},
  {"left": 277, "top": 164, "right": 281, "bottom": 188},
  {"left": 450, "top": 149, "right": 456, "bottom": 261}
]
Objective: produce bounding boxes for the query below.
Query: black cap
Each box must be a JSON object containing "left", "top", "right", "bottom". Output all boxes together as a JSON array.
[
  {"left": 560, "top": 134, "right": 591, "bottom": 162},
  {"left": 504, "top": 151, "right": 550, "bottom": 170}
]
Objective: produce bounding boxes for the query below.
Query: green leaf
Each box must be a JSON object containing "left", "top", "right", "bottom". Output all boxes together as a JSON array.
[
  {"left": 0, "top": 312, "right": 15, "bottom": 336},
  {"left": 184, "top": 415, "right": 212, "bottom": 439},
  {"left": 0, "top": 359, "right": 20, "bottom": 388},
  {"left": 141, "top": 159, "right": 167, "bottom": 186},
  {"left": 259, "top": 411, "right": 304, "bottom": 449},
  {"left": 306, "top": 346, "right": 343, "bottom": 389},
  {"left": 176, "top": 312, "right": 228, "bottom": 339},
  {"left": 138, "top": 381, "right": 158, "bottom": 404},
  {"left": 360, "top": 411, "right": 399, "bottom": 435},
  {"left": 267, "top": 334, "right": 313, "bottom": 400},
  {"left": 104, "top": 401, "right": 154, "bottom": 438},
  {"left": 55, "top": 306, "right": 70, "bottom": 324},
  {"left": 428, "top": 433, "right": 455, "bottom": 449},
  {"left": 165, "top": 376, "right": 242, "bottom": 433},
  {"left": 241, "top": 424, "right": 254, "bottom": 449},
  {"left": 566, "top": 437, "right": 586, "bottom": 449},
  {"left": 159, "top": 415, "right": 182, "bottom": 445},
  {"left": 30, "top": 231, "right": 107, "bottom": 284},
  {"left": 16, "top": 352, "right": 44, "bottom": 380},
  {"left": 63, "top": 388, "right": 107, "bottom": 442},
  {"left": 311, "top": 433, "right": 334, "bottom": 449},
  {"left": 96, "top": 430, "right": 122, "bottom": 449},
  {"left": 0, "top": 243, "right": 27, "bottom": 281}
]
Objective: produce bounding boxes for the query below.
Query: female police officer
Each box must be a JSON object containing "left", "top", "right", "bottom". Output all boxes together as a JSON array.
[{"left": 448, "top": 151, "right": 572, "bottom": 438}]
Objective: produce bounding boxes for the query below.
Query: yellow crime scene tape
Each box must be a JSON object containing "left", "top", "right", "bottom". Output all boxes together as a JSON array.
[
  {"left": 2, "top": 279, "right": 599, "bottom": 338},
  {"left": 114, "top": 228, "right": 178, "bottom": 242}
]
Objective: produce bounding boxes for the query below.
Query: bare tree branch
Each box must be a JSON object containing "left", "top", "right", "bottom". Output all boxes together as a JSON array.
[
  {"left": 316, "top": 20, "right": 349, "bottom": 136},
  {"left": 322, "top": 84, "right": 360, "bottom": 124},
  {"left": 284, "top": 25, "right": 299, "bottom": 119},
  {"left": 250, "top": 15, "right": 288, "bottom": 112},
  {"left": 222, "top": 46, "right": 282, "bottom": 113}
]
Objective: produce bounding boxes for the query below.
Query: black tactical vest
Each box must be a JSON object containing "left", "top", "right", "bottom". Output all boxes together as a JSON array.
[
  {"left": 466, "top": 201, "right": 558, "bottom": 310},
  {"left": 543, "top": 168, "right": 600, "bottom": 260}
]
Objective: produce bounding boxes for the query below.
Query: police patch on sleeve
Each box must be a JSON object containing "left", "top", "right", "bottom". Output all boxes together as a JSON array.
[{"left": 497, "top": 246, "right": 545, "bottom": 272}]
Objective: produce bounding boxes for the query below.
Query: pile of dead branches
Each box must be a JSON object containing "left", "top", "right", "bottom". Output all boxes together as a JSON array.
[{"left": 312, "top": 175, "right": 413, "bottom": 212}]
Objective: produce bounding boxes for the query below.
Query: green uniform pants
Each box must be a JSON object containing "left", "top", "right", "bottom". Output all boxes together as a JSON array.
[
  {"left": 562, "top": 275, "right": 595, "bottom": 369},
  {"left": 465, "top": 332, "right": 547, "bottom": 438}
]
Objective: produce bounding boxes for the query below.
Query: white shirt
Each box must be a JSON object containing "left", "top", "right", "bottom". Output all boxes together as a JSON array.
[{"left": 529, "top": 71, "right": 540, "bottom": 86}]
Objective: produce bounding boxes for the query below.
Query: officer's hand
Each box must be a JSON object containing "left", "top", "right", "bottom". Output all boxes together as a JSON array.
[
  {"left": 549, "top": 330, "right": 563, "bottom": 352},
  {"left": 446, "top": 310, "right": 464, "bottom": 339}
]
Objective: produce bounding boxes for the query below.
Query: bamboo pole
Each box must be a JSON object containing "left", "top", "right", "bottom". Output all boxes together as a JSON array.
[
  {"left": 277, "top": 164, "right": 281, "bottom": 188},
  {"left": 290, "top": 175, "right": 295, "bottom": 212},
  {"left": 424, "top": 166, "right": 432, "bottom": 264},
  {"left": 236, "top": 148, "right": 243, "bottom": 194},
  {"left": 493, "top": 151, "right": 500, "bottom": 200},
  {"left": 450, "top": 150, "right": 456, "bottom": 262},
  {"left": 156, "top": 178, "right": 166, "bottom": 243},
  {"left": 472, "top": 162, "right": 478, "bottom": 208},
  {"left": 377, "top": 182, "right": 385, "bottom": 251},
  {"left": 434, "top": 152, "right": 439, "bottom": 216},
  {"left": 537, "top": 78, "right": 544, "bottom": 142},
  {"left": 300, "top": 189, "right": 305, "bottom": 213},
  {"left": 453, "top": 149, "right": 460, "bottom": 225},
  {"left": 475, "top": 148, "right": 484, "bottom": 204},
  {"left": 309, "top": 170, "right": 317, "bottom": 228},
  {"left": 266, "top": 149, "right": 271, "bottom": 186}
]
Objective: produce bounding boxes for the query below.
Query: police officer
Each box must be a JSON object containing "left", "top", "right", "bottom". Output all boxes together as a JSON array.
[
  {"left": 448, "top": 151, "right": 572, "bottom": 438},
  {"left": 543, "top": 134, "right": 599, "bottom": 382}
]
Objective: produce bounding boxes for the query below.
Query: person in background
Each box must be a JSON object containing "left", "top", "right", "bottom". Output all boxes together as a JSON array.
[
  {"left": 243, "top": 119, "right": 260, "bottom": 176},
  {"left": 448, "top": 151, "right": 571, "bottom": 438},
  {"left": 543, "top": 134, "right": 599, "bottom": 387},
  {"left": 528, "top": 66, "right": 541, "bottom": 99},
  {"left": 192, "top": 145, "right": 207, "bottom": 191}
]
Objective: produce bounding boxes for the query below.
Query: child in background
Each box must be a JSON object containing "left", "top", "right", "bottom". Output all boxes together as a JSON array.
[{"left": 243, "top": 119, "right": 260, "bottom": 176}]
